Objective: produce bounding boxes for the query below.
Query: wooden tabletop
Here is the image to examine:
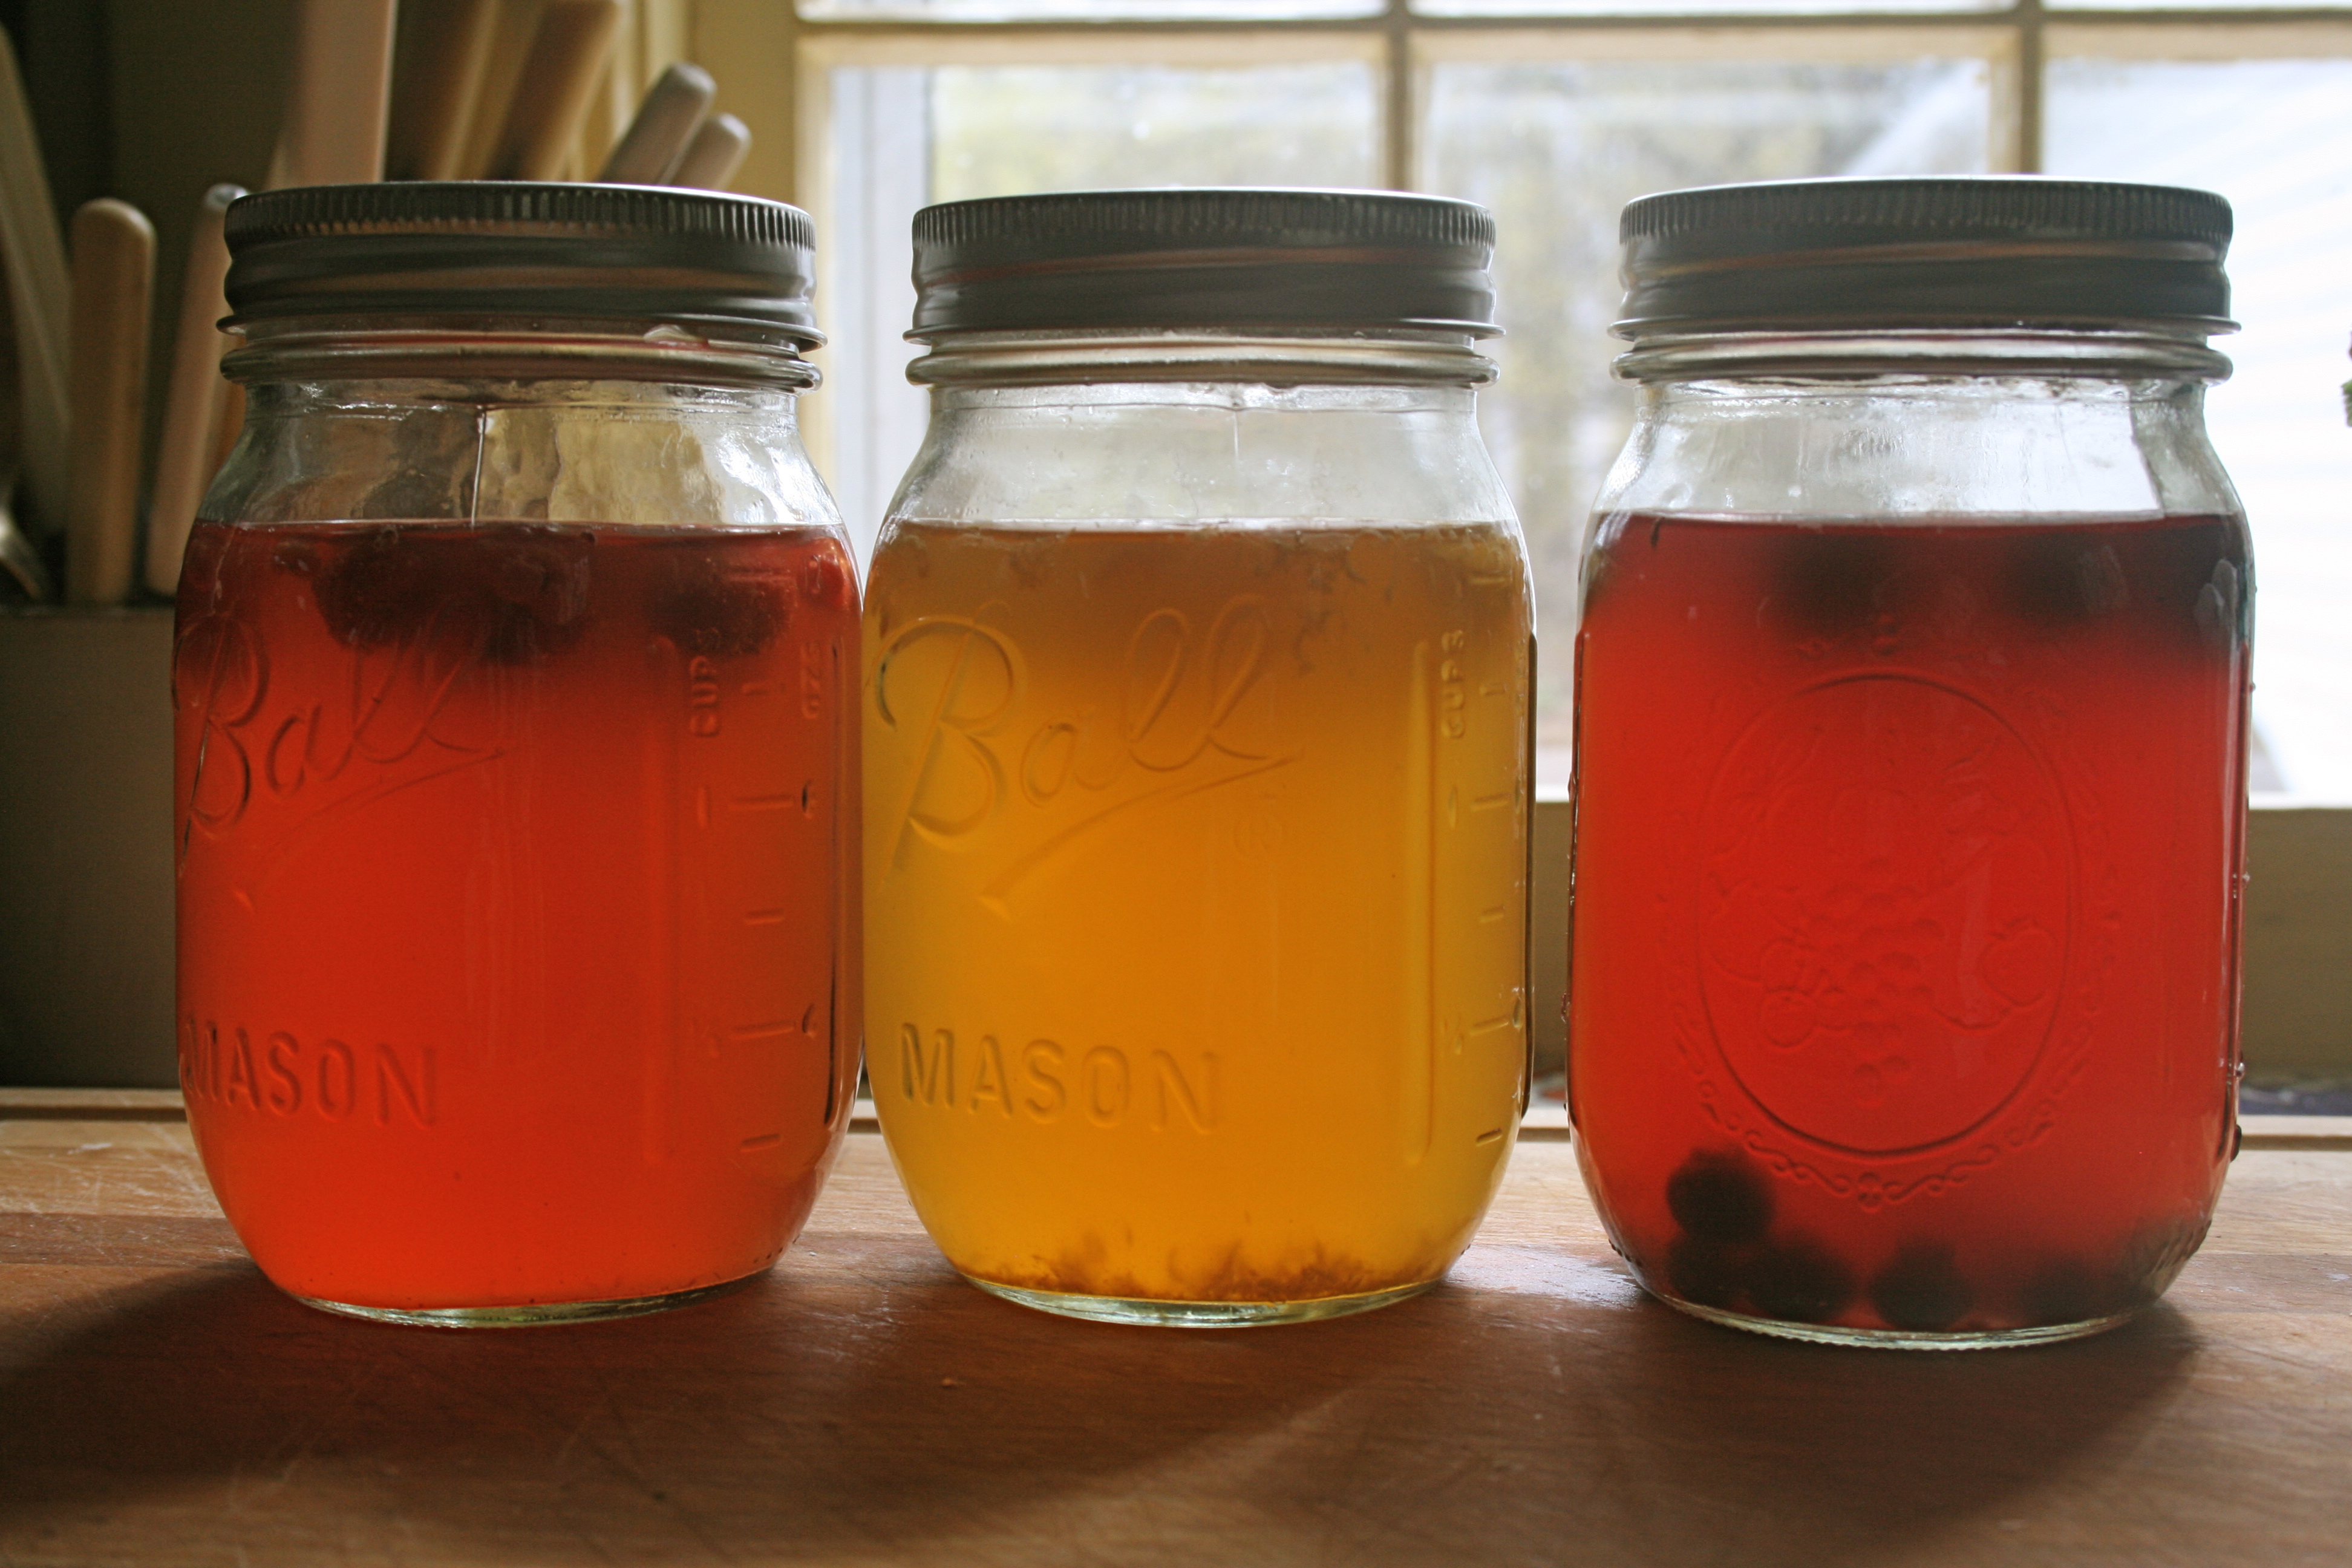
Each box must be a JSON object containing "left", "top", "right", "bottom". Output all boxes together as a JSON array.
[{"left": 3, "top": 1097, "right": 2348, "bottom": 1567}]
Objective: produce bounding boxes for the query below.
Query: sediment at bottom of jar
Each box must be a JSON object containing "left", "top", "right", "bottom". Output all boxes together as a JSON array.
[
  {"left": 966, "top": 1275, "right": 1439, "bottom": 1328},
  {"left": 289, "top": 1272, "right": 765, "bottom": 1329},
  {"left": 936, "top": 1233, "right": 1474, "bottom": 1317}
]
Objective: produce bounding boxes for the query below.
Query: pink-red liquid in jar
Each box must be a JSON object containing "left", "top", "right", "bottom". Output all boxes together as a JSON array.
[
  {"left": 1569, "top": 515, "right": 2249, "bottom": 1337},
  {"left": 174, "top": 520, "right": 860, "bottom": 1314}
]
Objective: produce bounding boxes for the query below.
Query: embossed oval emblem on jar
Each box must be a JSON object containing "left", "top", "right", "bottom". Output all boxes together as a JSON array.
[{"left": 1697, "top": 674, "right": 2074, "bottom": 1156}]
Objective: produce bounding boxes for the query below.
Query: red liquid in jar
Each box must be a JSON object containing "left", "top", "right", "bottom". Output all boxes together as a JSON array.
[
  {"left": 173, "top": 520, "right": 860, "bottom": 1312},
  {"left": 1569, "top": 515, "right": 2249, "bottom": 1335}
]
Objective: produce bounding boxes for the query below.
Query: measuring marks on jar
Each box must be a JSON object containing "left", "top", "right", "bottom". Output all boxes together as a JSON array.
[
  {"left": 1403, "top": 627, "right": 1529, "bottom": 1163},
  {"left": 655, "top": 630, "right": 848, "bottom": 1166}
]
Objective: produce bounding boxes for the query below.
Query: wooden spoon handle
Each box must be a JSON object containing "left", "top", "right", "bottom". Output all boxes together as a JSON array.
[
  {"left": 387, "top": 0, "right": 502, "bottom": 182},
  {"left": 0, "top": 25, "right": 72, "bottom": 537},
  {"left": 66, "top": 198, "right": 154, "bottom": 607},
  {"left": 598, "top": 61, "right": 716, "bottom": 185},
  {"left": 486, "top": 0, "right": 623, "bottom": 181},
  {"left": 667, "top": 113, "right": 751, "bottom": 192},
  {"left": 143, "top": 184, "right": 241, "bottom": 600},
  {"left": 271, "top": 0, "right": 398, "bottom": 188}
]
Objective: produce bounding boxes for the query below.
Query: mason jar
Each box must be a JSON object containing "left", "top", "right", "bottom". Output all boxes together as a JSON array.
[
  {"left": 174, "top": 183, "right": 859, "bottom": 1325},
  {"left": 864, "top": 189, "right": 1534, "bottom": 1326},
  {"left": 1567, "top": 178, "right": 2251, "bottom": 1347}
]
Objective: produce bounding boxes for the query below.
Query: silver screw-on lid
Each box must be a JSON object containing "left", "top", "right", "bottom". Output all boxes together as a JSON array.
[
  {"left": 1616, "top": 177, "right": 2234, "bottom": 338},
  {"left": 224, "top": 182, "right": 822, "bottom": 344},
  {"left": 910, "top": 188, "right": 1499, "bottom": 338}
]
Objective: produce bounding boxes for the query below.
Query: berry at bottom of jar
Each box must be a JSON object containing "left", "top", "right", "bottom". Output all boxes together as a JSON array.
[{"left": 1629, "top": 1147, "right": 2209, "bottom": 1344}]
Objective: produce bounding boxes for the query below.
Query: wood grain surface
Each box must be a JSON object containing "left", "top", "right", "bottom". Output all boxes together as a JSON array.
[{"left": 2, "top": 1112, "right": 2348, "bottom": 1567}]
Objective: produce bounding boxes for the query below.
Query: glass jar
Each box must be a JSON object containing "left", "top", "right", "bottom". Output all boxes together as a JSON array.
[
  {"left": 174, "top": 185, "right": 859, "bottom": 1325},
  {"left": 1568, "top": 178, "right": 2250, "bottom": 1347},
  {"left": 866, "top": 189, "right": 1534, "bottom": 1326}
]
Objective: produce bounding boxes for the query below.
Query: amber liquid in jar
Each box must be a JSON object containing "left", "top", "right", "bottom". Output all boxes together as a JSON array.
[
  {"left": 1569, "top": 513, "right": 2249, "bottom": 1341},
  {"left": 174, "top": 520, "right": 858, "bottom": 1318},
  {"left": 864, "top": 521, "right": 1532, "bottom": 1320}
]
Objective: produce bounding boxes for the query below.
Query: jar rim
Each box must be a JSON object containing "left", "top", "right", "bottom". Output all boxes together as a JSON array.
[
  {"left": 220, "top": 317, "right": 820, "bottom": 392},
  {"left": 906, "top": 327, "right": 1498, "bottom": 389},
  {"left": 1611, "top": 327, "right": 2233, "bottom": 384}
]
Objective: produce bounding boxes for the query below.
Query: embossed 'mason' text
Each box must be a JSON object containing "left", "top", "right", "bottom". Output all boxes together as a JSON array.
[
  {"left": 897, "top": 1025, "right": 1217, "bottom": 1132},
  {"left": 181, "top": 1018, "right": 437, "bottom": 1128}
]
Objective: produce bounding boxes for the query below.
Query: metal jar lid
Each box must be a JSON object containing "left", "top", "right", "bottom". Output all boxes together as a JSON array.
[
  {"left": 909, "top": 188, "right": 1500, "bottom": 339},
  {"left": 1616, "top": 177, "right": 2235, "bottom": 338},
  {"left": 223, "top": 182, "right": 822, "bottom": 345}
]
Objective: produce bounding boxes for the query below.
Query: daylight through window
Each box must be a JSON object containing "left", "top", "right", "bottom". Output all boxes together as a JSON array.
[{"left": 702, "top": 0, "right": 2352, "bottom": 796}]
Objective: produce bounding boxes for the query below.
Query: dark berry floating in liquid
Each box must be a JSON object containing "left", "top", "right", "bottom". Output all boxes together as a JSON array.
[
  {"left": 645, "top": 546, "right": 791, "bottom": 658},
  {"left": 1665, "top": 1148, "right": 1774, "bottom": 1245},
  {"left": 309, "top": 525, "right": 593, "bottom": 666}
]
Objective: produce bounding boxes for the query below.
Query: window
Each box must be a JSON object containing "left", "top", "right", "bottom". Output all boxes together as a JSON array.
[
  {"left": 693, "top": 0, "right": 2352, "bottom": 803},
  {"left": 673, "top": 0, "right": 2351, "bottom": 1082},
  {"left": 2041, "top": 35, "right": 2352, "bottom": 799}
]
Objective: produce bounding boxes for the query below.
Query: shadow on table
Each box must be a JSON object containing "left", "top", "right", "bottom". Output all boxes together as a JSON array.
[
  {"left": 0, "top": 1236, "right": 2203, "bottom": 1566},
  {"left": 1529, "top": 1287, "right": 2207, "bottom": 1565}
]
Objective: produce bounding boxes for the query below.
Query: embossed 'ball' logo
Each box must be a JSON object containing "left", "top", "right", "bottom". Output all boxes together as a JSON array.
[{"left": 1697, "top": 675, "right": 2073, "bottom": 1156}]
